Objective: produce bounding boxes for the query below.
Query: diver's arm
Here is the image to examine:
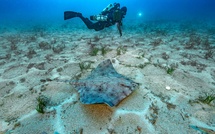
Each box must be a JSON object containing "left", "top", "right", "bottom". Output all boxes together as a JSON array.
[{"left": 116, "top": 22, "right": 122, "bottom": 36}]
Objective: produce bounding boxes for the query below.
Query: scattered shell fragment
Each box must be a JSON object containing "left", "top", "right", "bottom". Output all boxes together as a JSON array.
[{"left": 166, "top": 86, "right": 171, "bottom": 90}]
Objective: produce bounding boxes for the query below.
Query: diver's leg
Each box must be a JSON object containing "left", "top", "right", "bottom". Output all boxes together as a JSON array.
[
  {"left": 78, "top": 15, "right": 95, "bottom": 29},
  {"left": 64, "top": 11, "right": 82, "bottom": 20},
  {"left": 64, "top": 11, "right": 94, "bottom": 29},
  {"left": 93, "top": 22, "right": 105, "bottom": 31},
  {"left": 79, "top": 15, "right": 105, "bottom": 31},
  {"left": 64, "top": 11, "right": 105, "bottom": 31}
]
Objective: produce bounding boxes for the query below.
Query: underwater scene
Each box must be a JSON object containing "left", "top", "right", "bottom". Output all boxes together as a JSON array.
[{"left": 0, "top": 0, "right": 215, "bottom": 133}]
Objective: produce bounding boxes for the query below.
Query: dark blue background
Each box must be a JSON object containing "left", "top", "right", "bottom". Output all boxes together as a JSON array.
[{"left": 0, "top": 0, "right": 214, "bottom": 26}]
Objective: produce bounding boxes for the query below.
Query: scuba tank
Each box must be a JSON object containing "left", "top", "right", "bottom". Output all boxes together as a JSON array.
[
  {"left": 103, "top": 4, "right": 114, "bottom": 12},
  {"left": 102, "top": 3, "right": 120, "bottom": 15},
  {"left": 90, "top": 3, "right": 121, "bottom": 22}
]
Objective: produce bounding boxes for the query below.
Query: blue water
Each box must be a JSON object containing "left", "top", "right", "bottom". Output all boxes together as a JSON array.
[{"left": 0, "top": 0, "right": 215, "bottom": 31}]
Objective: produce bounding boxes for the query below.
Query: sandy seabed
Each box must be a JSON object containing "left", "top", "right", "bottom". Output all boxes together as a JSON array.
[{"left": 0, "top": 20, "right": 215, "bottom": 134}]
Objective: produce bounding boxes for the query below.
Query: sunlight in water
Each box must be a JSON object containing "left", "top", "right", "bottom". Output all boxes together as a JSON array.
[{"left": 138, "top": 12, "right": 142, "bottom": 17}]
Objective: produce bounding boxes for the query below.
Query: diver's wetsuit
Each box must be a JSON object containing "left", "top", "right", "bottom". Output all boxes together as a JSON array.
[
  {"left": 64, "top": 3, "right": 126, "bottom": 36},
  {"left": 79, "top": 3, "right": 120, "bottom": 31},
  {"left": 78, "top": 15, "right": 113, "bottom": 31}
]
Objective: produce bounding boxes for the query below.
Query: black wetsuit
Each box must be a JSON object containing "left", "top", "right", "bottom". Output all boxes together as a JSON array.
[
  {"left": 64, "top": 3, "right": 125, "bottom": 36},
  {"left": 78, "top": 3, "right": 121, "bottom": 31},
  {"left": 79, "top": 15, "right": 113, "bottom": 31}
]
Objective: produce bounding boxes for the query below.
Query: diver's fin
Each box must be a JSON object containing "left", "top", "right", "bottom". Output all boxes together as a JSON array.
[{"left": 64, "top": 11, "right": 81, "bottom": 20}]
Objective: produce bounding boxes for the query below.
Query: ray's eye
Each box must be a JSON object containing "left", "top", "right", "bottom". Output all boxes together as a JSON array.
[{"left": 132, "top": 82, "right": 139, "bottom": 87}]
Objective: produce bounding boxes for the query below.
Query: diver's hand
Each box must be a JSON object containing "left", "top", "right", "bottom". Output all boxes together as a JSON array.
[
  {"left": 120, "top": 32, "right": 122, "bottom": 37},
  {"left": 116, "top": 22, "right": 122, "bottom": 37}
]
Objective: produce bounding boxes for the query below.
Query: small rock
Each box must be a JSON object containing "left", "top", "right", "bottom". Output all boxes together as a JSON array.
[
  {"left": 20, "top": 78, "right": 26, "bottom": 83},
  {"left": 17, "top": 94, "right": 23, "bottom": 98},
  {"left": 40, "top": 86, "right": 46, "bottom": 92},
  {"left": 13, "top": 122, "right": 21, "bottom": 128},
  {"left": 40, "top": 79, "right": 46, "bottom": 82},
  {"left": 56, "top": 68, "right": 63, "bottom": 72},
  {"left": 52, "top": 44, "right": 65, "bottom": 53},
  {"left": 46, "top": 78, "right": 52, "bottom": 81},
  {"left": 39, "top": 41, "right": 51, "bottom": 50}
]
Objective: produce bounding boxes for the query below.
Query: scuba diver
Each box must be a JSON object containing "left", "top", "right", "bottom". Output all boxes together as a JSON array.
[{"left": 64, "top": 3, "right": 127, "bottom": 36}]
